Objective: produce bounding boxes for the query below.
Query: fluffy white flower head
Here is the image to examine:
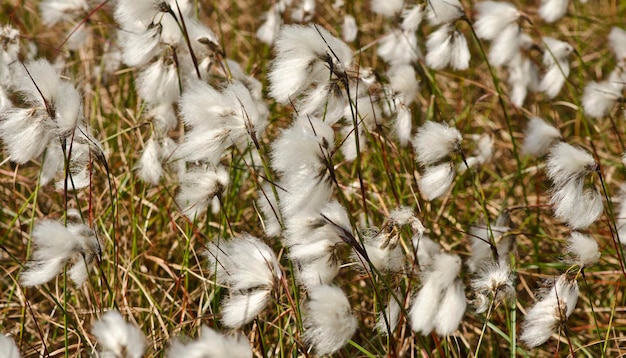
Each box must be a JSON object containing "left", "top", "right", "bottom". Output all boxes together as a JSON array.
[
  {"left": 92, "top": 310, "right": 146, "bottom": 358},
  {"left": 522, "top": 117, "right": 562, "bottom": 156},
  {"left": 413, "top": 120, "right": 462, "bottom": 166},
  {"left": 303, "top": 285, "right": 357, "bottom": 355},
  {"left": 566, "top": 232, "right": 600, "bottom": 267}
]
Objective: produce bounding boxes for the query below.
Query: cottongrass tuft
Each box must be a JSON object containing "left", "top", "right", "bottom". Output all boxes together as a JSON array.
[
  {"left": 522, "top": 117, "right": 562, "bottom": 156},
  {"left": 268, "top": 24, "right": 352, "bottom": 104},
  {"left": 205, "top": 234, "right": 281, "bottom": 328},
  {"left": 539, "top": 37, "right": 574, "bottom": 98},
  {"left": 413, "top": 121, "right": 462, "bottom": 166},
  {"left": 167, "top": 325, "right": 252, "bottom": 358},
  {"left": 0, "top": 334, "right": 20, "bottom": 358},
  {"left": 521, "top": 274, "right": 579, "bottom": 348},
  {"left": 425, "top": 0, "right": 465, "bottom": 26},
  {"left": 21, "top": 218, "right": 101, "bottom": 287},
  {"left": 417, "top": 162, "right": 455, "bottom": 201},
  {"left": 566, "top": 232, "right": 600, "bottom": 268},
  {"left": 409, "top": 252, "right": 466, "bottom": 336},
  {"left": 303, "top": 284, "right": 357, "bottom": 355},
  {"left": 546, "top": 142, "right": 603, "bottom": 229},
  {"left": 92, "top": 310, "right": 146, "bottom": 358},
  {"left": 471, "top": 261, "right": 515, "bottom": 313}
]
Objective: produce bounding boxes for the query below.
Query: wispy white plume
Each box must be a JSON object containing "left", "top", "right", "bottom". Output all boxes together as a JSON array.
[
  {"left": 178, "top": 80, "right": 266, "bottom": 165},
  {"left": 539, "top": 37, "right": 573, "bottom": 98},
  {"left": 136, "top": 137, "right": 163, "bottom": 185},
  {"left": 471, "top": 261, "right": 515, "bottom": 313},
  {"left": 521, "top": 275, "right": 579, "bottom": 348},
  {"left": 0, "top": 334, "right": 20, "bottom": 358},
  {"left": 522, "top": 116, "right": 562, "bottom": 156},
  {"left": 507, "top": 53, "right": 539, "bottom": 107},
  {"left": 401, "top": 5, "right": 425, "bottom": 32},
  {"left": 167, "top": 325, "right": 252, "bottom": 358},
  {"left": 609, "top": 27, "right": 626, "bottom": 62},
  {"left": 474, "top": 1, "right": 521, "bottom": 41},
  {"left": 176, "top": 165, "right": 229, "bottom": 219},
  {"left": 303, "top": 285, "right": 357, "bottom": 355},
  {"left": 426, "top": 0, "right": 465, "bottom": 26},
  {"left": 413, "top": 121, "right": 462, "bottom": 166},
  {"left": 546, "top": 142, "right": 596, "bottom": 187},
  {"left": 206, "top": 234, "right": 281, "bottom": 291},
  {"left": 582, "top": 80, "right": 622, "bottom": 118},
  {"left": 376, "top": 293, "right": 402, "bottom": 335},
  {"left": 410, "top": 252, "right": 465, "bottom": 335},
  {"left": 378, "top": 29, "right": 420, "bottom": 66},
  {"left": 21, "top": 219, "right": 101, "bottom": 286},
  {"left": 547, "top": 143, "right": 602, "bottom": 229},
  {"left": 551, "top": 178, "right": 603, "bottom": 229},
  {"left": 466, "top": 214, "right": 513, "bottom": 272},
  {"left": 418, "top": 162, "right": 455, "bottom": 201},
  {"left": 488, "top": 24, "right": 522, "bottom": 67},
  {"left": 205, "top": 234, "right": 280, "bottom": 328},
  {"left": 394, "top": 105, "right": 413, "bottom": 146},
  {"left": 370, "top": 0, "right": 404, "bottom": 17},
  {"left": 538, "top": 0, "right": 569, "bottom": 23},
  {"left": 257, "top": 6, "right": 282, "bottom": 45},
  {"left": 92, "top": 310, "right": 146, "bottom": 358},
  {"left": 40, "top": 0, "right": 88, "bottom": 26},
  {"left": 426, "top": 24, "right": 470, "bottom": 71},
  {"left": 269, "top": 24, "right": 352, "bottom": 103},
  {"left": 388, "top": 64, "right": 419, "bottom": 104},
  {"left": 434, "top": 280, "right": 466, "bottom": 336},
  {"left": 136, "top": 59, "right": 180, "bottom": 105},
  {"left": 566, "top": 232, "right": 600, "bottom": 268},
  {"left": 616, "top": 184, "right": 626, "bottom": 245},
  {"left": 342, "top": 15, "right": 358, "bottom": 42}
]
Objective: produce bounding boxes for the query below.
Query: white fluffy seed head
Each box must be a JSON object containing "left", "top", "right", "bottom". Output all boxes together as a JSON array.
[
  {"left": 488, "top": 24, "right": 522, "bottom": 67},
  {"left": 474, "top": 1, "right": 520, "bottom": 41},
  {"left": 342, "top": 15, "right": 358, "bottom": 42},
  {"left": 401, "top": 5, "right": 425, "bottom": 32},
  {"left": 413, "top": 121, "right": 462, "bottom": 166},
  {"left": 609, "top": 27, "right": 626, "bottom": 62},
  {"left": 376, "top": 294, "right": 402, "bottom": 335},
  {"left": 303, "top": 285, "right": 357, "bottom": 355},
  {"left": 269, "top": 24, "right": 352, "bottom": 103},
  {"left": 538, "top": 0, "right": 569, "bottom": 24},
  {"left": 220, "top": 290, "right": 272, "bottom": 328},
  {"left": 428, "top": 252, "right": 462, "bottom": 288},
  {"left": 521, "top": 275, "right": 579, "bottom": 348},
  {"left": 471, "top": 261, "right": 514, "bottom": 313},
  {"left": 176, "top": 165, "right": 229, "bottom": 219},
  {"left": 546, "top": 142, "right": 596, "bottom": 186},
  {"left": 167, "top": 325, "right": 252, "bottom": 358},
  {"left": 0, "top": 334, "right": 20, "bottom": 358},
  {"left": 377, "top": 29, "right": 420, "bottom": 66},
  {"left": 409, "top": 279, "right": 440, "bottom": 335},
  {"left": 92, "top": 310, "right": 146, "bottom": 358},
  {"left": 370, "top": 0, "right": 404, "bottom": 17},
  {"left": 550, "top": 179, "right": 603, "bottom": 229},
  {"left": 522, "top": 116, "right": 562, "bottom": 156},
  {"left": 21, "top": 219, "right": 101, "bottom": 287},
  {"left": 426, "top": 0, "right": 465, "bottom": 26},
  {"left": 434, "top": 280, "right": 466, "bottom": 336},
  {"left": 205, "top": 233, "right": 281, "bottom": 292},
  {"left": 582, "top": 81, "right": 622, "bottom": 119},
  {"left": 418, "top": 162, "right": 455, "bottom": 201},
  {"left": 566, "top": 232, "right": 600, "bottom": 267}
]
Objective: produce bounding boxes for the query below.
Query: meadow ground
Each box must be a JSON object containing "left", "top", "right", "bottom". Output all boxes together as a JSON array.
[{"left": 1, "top": 0, "right": 626, "bottom": 357}]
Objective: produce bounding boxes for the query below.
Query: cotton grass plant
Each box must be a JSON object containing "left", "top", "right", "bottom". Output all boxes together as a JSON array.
[{"left": 1, "top": 0, "right": 626, "bottom": 357}]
